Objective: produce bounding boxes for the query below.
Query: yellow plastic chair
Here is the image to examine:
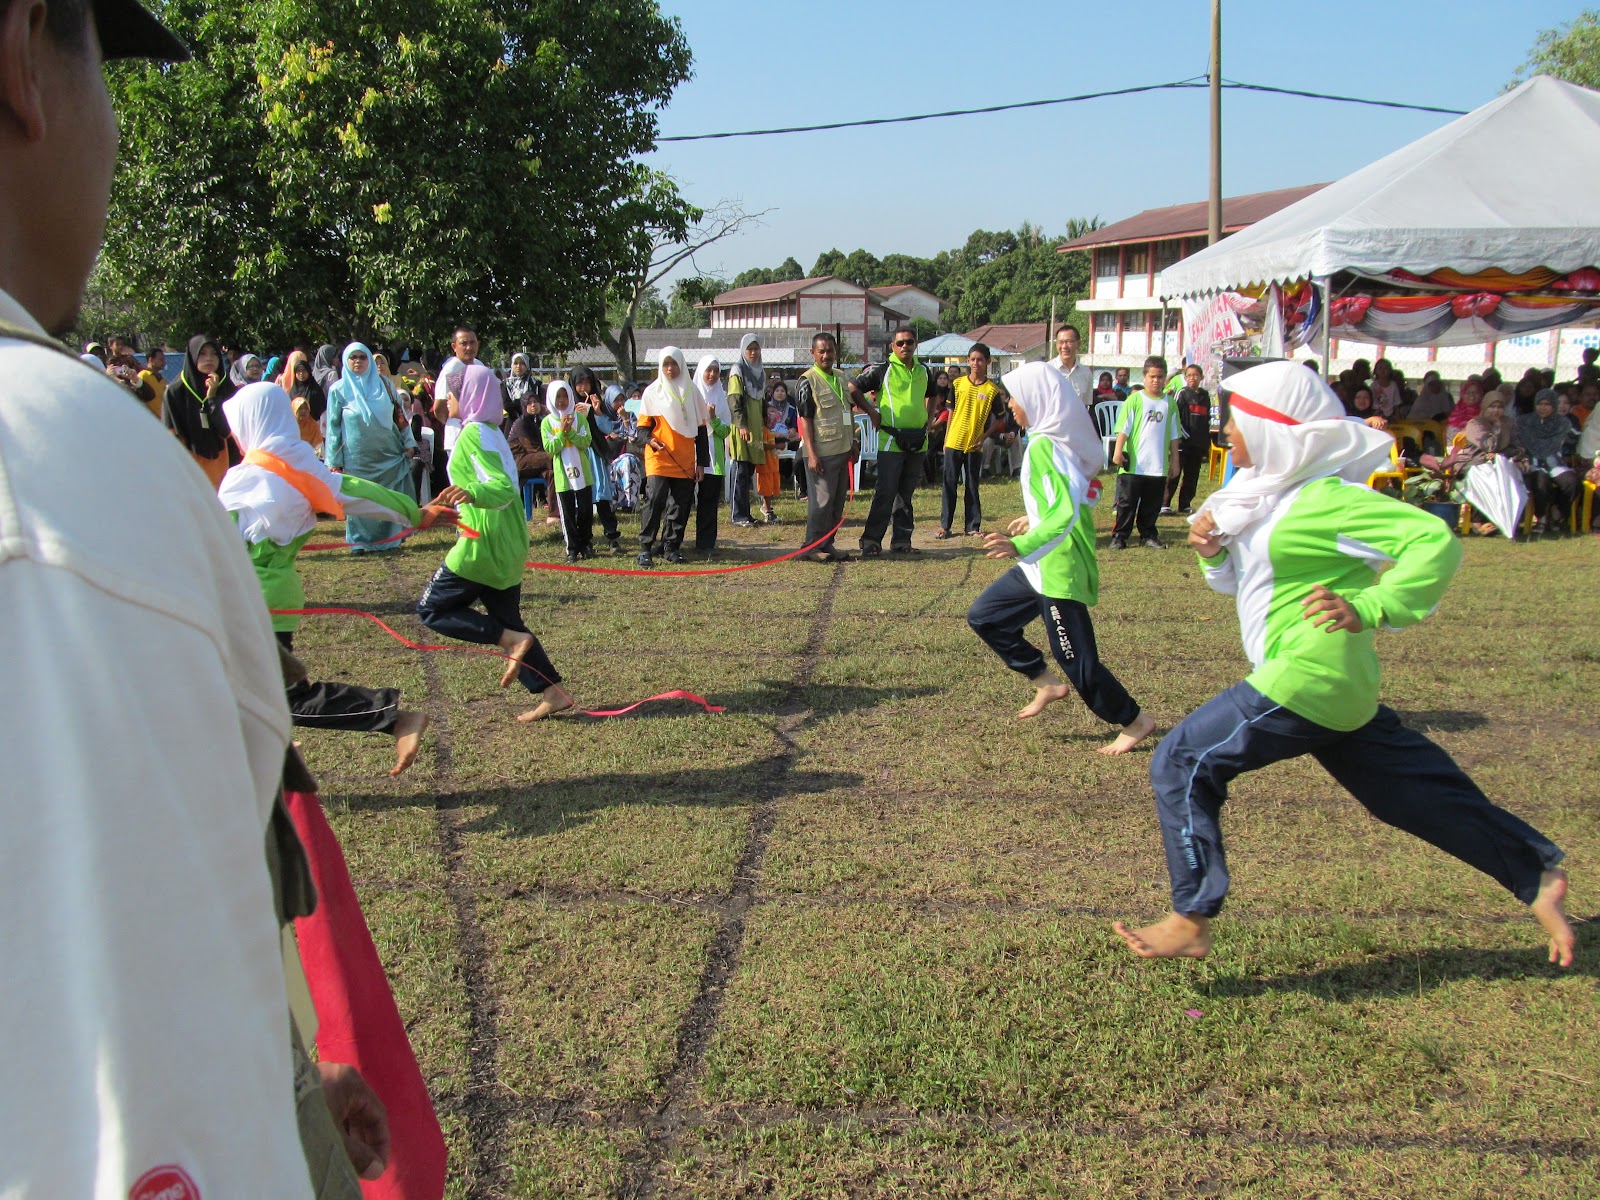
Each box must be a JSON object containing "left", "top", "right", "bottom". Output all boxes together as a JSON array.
[
  {"left": 1207, "top": 442, "right": 1227, "bottom": 481},
  {"left": 1365, "top": 434, "right": 1418, "bottom": 495}
]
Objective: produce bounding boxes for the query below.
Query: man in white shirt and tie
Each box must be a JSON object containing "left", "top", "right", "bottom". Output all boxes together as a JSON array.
[{"left": 1048, "top": 324, "right": 1094, "bottom": 410}]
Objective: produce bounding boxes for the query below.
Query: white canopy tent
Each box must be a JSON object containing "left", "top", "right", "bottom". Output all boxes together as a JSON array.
[{"left": 1161, "top": 76, "right": 1600, "bottom": 355}]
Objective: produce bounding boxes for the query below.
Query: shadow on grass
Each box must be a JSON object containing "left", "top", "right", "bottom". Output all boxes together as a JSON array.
[
  {"left": 1391, "top": 709, "right": 1490, "bottom": 733},
  {"left": 562, "top": 680, "right": 946, "bottom": 725},
  {"left": 334, "top": 760, "right": 864, "bottom": 841},
  {"left": 1203, "top": 924, "right": 1600, "bottom": 1000}
]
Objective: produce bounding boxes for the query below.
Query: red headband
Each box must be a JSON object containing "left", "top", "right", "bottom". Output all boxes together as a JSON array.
[{"left": 1230, "top": 393, "right": 1300, "bottom": 425}]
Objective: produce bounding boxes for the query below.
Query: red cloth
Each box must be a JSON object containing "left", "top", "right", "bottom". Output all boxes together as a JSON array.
[{"left": 284, "top": 790, "right": 448, "bottom": 1200}]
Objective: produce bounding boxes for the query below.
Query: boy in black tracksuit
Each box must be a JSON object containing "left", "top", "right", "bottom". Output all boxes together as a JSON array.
[{"left": 1162, "top": 363, "right": 1212, "bottom": 515}]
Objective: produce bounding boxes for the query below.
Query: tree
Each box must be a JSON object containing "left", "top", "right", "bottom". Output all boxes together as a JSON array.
[
  {"left": 665, "top": 276, "right": 723, "bottom": 328},
  {"left": 1509, "top": 10, "right": 1600, "bottom": 89},
  {"left": 599, "top": 198, "right": 767, "bottom": 378},
  {"left": 103, "top": 0, "right": 693, "bottom": 357},
  {"left": 908, "top": 316, "right": 940, "bottom": 343}
]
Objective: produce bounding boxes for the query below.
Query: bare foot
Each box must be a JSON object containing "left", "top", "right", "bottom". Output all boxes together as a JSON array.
[
  {"left": 497, "top": 630, "right": 535, "bottom": 688},
  {"left": 517, "top": 685, "right": 576, "bottom": 723},
  {"left": 1098, "top": 711, "right": 1157, "bottom": 756},
  {"left": 1530, "top": 868, "right": 1575, "bottom": 968},
  {"left": 1113, "top": 912, "right": 1212, "bottom": 959},
  {"left": 388, "top": 711, "right": 429, "bottom": 777},
  {"left": 1018, "top": 672, "right": 1072, "bottom": 719}
]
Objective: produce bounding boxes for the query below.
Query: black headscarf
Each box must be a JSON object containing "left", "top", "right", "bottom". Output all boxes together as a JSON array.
[
  {"left": 165, "top": 334, "right": 234, "bottom": 459},
  {"left": 289, "top": 358, "right": 327, "bottom": 422},
  {"left": 312, "top": 344, "right": 341, "bottom": 394},
  {"left": 568, "top": 366, "right": 616, "bottom": 462}
]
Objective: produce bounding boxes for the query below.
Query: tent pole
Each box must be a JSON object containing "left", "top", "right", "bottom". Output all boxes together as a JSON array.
[
  {"left": 1317, "top": 276, "right": 1331, "bottom": 382},
  {"left": 1208, "top": 0, "right": 1223, "bottom": 244}
]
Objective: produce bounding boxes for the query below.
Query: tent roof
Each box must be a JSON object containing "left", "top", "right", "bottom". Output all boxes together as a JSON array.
[{"left": 1160, "top": 76, "right": 1600, "bottom": 297}]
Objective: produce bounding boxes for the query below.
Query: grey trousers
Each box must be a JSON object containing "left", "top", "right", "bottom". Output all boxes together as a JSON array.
[{"left": 803, "top": 454, "right": 851, "bottom": 555}]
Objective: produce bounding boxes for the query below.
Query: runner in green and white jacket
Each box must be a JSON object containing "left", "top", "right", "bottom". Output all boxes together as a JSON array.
[
  {"left": 969, "top": 361, "right": 1156, "bottom": 755},
  {"left": 1113, "top": 361, "right": 1573, "bottom": 967}
]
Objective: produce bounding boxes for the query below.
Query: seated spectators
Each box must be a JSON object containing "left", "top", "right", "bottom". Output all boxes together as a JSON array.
[
  {"left": 1517, "top": 388, "right": 1579, "bottom": 535},
  {"left": 983, "top": 402, "right": 1024, "bottom": 479},
  {"left": 1409, "top": 370, "right": 1453, "bottom": 422},
  {"left": 1369, "top": 357, "right": 1402, "bottom": 418},
  {"left": 1452, "top": 390, "right": 1525, "bottom": 536},
  {"left": 1511, "top": 368, "right": 1544, "bottom": 415},
  {"left": 1094, "top": 371, "right": 1117, "bottom": 402}
]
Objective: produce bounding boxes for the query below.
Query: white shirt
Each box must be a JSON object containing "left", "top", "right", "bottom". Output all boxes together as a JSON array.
[
  {"left": 1048, "top": 357, "right": 1094, "bottom": 409},
  {"left": 0, "top": 289, "right": 311, "bottom": 1197}
]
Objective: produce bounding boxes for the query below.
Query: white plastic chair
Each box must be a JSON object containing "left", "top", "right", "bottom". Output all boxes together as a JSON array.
[{"left": 1093, "top": 399, "right": 1122, "bottom": 468}]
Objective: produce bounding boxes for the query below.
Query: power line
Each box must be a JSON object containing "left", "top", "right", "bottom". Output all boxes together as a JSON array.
[{"left": 656, "top": 78, "right": 1468, "bottom": 143}]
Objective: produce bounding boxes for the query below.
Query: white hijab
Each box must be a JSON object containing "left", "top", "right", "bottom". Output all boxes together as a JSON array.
[
  {"left": 640, "top": 346, "right": 700, "bottom": 439},
  {"left": 1001, "top": 361, "right": 1103, "bottom": 480},
  {"left": 1195, "top": 360, "right": 1393, "bottom": 542},
  {"left": 733, "top": 333, "right": 765, "bottom": 397},
  {"left": 544, "top": 381, "right": 588, "bottom": 488},
  {"left": 693, "top": 354, "right": 730, "bottom": 426},
  {"left": 218, "top": 382, "right": 346, "bottom": 545}
]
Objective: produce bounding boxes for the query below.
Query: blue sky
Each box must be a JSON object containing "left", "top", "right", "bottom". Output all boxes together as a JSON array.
[{"left": 641, "top": 0, "right": 1583, "bottom": 284}]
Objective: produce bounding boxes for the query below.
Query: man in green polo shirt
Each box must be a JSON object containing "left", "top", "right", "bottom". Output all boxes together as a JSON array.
[{"left": 849, "top": 326, "right": 939, "bottom": 556}]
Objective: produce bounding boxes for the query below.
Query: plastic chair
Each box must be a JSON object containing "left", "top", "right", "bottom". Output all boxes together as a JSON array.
[
  {"left": 1207, "top": 442, "right": 1227, "bottom": 481},
  {"left": 1580, "top": 478, "right": 1597, "bottom": 532},
  {"left": 1092, "top": 399, "right": 1122, "bottom": 468},
  {"left": 1365, "top": 433, "right": 1418, "bottom": 495}
]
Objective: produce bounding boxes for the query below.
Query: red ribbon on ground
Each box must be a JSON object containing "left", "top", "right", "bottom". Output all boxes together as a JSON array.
[
  {"left": 269, "top": 607, "right": 727, "bottom": 716},
  {"left": 284, "top": 789, "right": 449, "bottom": 1199}
]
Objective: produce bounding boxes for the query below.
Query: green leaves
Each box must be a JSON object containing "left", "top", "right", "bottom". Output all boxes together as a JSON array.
[{"left": 102, "top": 0, "right": 692, "bottom": 353}]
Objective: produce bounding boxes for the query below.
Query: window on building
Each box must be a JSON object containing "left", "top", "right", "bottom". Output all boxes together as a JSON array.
[
  {"left": 1155, "top": 239, "right": 1184, "bottom": 272},
  {"left": 1094, "top": 248, "right": 1119, "bottom": 278},
  {"left": 1092, "top": 312, "right": 1117, "bottom": 334},
  {"left": 1124, "top": 244, "right": 1150, "bottom": 276}
]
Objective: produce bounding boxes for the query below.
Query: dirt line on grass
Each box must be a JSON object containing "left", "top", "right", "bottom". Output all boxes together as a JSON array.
[
  {"left": 621, "top": 561, "right": 847, "bottom": 1200},
  {"left": 430, "top": 1091, "right": 1598, "bottom": 1160},
  {"left": 389, "top": 559, "right": 514, "bottom": 1200}
]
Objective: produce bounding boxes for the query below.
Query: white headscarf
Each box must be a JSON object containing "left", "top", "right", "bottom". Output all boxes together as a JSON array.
[
  {"left": 1001, "top": 361, "right": 1103, "bottom": 480},
  {"left": 218, "top": 383, "right": 346, "bottom": 545},
  {"left": 544, "top": 381, "right": 588, "bottom": 489},
  {"left": 640, "top": 347, "right": 700, "bottom": 439},
  {"left": 693, "top": 354, "right": 729, "bottom": 427},
  {"left": 733, "top": 333, "right": 765, "bottom": 397},
  {"left": 1195, "top": 360, "right": 1393, "bottom": 542}
]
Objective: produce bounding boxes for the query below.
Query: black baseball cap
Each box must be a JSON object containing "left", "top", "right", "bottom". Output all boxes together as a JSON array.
[{"left": 93, "top": 0, "right": 190, "bottom": 62}]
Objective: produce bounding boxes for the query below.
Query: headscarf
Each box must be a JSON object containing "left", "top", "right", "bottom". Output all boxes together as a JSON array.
[
  {"left": 1193, "top": 360, "right": 1392, "bottom": 542},
  {"left": 1447, "top": 380, "right": 1483, "bottom": 432},
  {"left": 693, "top": 354, "right": 730, "bottom": 427},
  {"left": 80, "top": 353, "right": 104, "bottom": 369},
  {"left": 325, "top": 342, "right": 396, "bottom": 425},
  {"left": 83, "top": 342, "right": 106, "bottom": 364},
  {"left": 1517, "top": 389, "right": 1569, "bottom": 466},
  {"left": 279, "top": 349, "right": 326, "bottom": 421},
  {"left": 505, "top": 353, "right": 535, "bottom": 406},
  {"left": 457, "top": 362, "right": 518, "bottom": 482},
  {"left": 1001, "top": 361, "right": 1103, "bottom": 480},
  {"left": 640, "top": 347, "right": 699, "bottom": 438},
  {"left": 544, "top": 380, "right": 588, "bottom": 488},
  {"left": 218, "top": 383, "right": 346, "bottom": 545},
  {"left": 733, "top": 333, "right": 765, "bottom": 398},
  {"left": 229, "top": 353, "right": 263, "bottom": 389},
  {"left": 263, "top": 355, "right": 283, "bottom": 380},
  {"left": 169, "top": 333, "right": 233, "bottom": 458},
  {"left": 311, "top": 344, "right": 341, "bottom": 393}
]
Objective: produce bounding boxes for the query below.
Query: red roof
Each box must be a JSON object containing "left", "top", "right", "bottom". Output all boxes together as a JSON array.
[
  {"left": 961, "top": 322, "right": 1050, "bottom": 354},
  {"left": 712, "top": 275, "right": 848, "bottom": 305},
  {"left": 1059, "top": 184, "right": 1328, "bottom": 251}
]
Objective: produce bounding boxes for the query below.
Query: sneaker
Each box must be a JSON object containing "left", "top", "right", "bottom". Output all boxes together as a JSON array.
[
  {"left": 565, "top": 553, "right": 580, "bottom": 564},
  {"left": 636, "top": 551, "right": 654, "bottom": 568},
  {"left": 1110, "top": 538, "right": 1127, "bottom": 550},
  {"left": 1159, "top": 506, "right": 1174, "bottom": 516},
  {"left": 1142, "top": 537, "right": 1167, "bottom": 550},
  {"left": 732, "top": 518, "right": 756, "bottom": 528},
  {"left": 664, "top": 550, "right": 685, "bottom": 564},
  {"left": 1178, "top": 507, "right": 1194, "bottom": 516},
  {"left": 859, "top": 543, "right": 883, "bottom": 557}
]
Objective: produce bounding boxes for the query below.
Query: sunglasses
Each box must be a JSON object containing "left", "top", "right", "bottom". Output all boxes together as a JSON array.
[{"left": 893, "top": 339, "right": 916, "bottom": 347}]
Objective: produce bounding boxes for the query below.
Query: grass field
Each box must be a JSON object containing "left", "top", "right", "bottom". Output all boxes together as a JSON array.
[{"left": 288, "top": 472, "right": 1597, "bottom": 1199}]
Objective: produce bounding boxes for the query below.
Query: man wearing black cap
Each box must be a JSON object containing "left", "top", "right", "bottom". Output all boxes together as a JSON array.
[{"left": 0, "top": 4, "right": 384, "bottom": 1197}]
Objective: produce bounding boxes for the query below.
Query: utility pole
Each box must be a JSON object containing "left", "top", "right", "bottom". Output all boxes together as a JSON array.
[{"left": 1208, "top": 0, "right": 1222, "bottom": 245}]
